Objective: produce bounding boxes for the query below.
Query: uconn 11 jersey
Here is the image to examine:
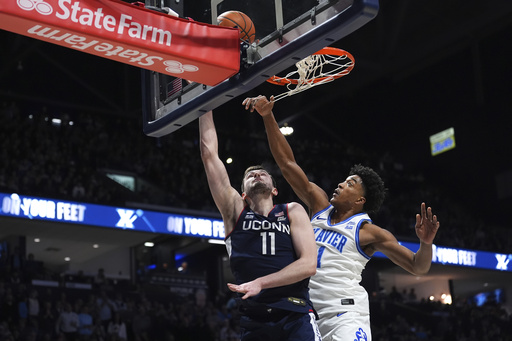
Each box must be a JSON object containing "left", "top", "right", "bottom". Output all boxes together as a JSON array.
[
  {"left": 309, "top": 205, "right": 372, "bottom": 317},
  {"left": 225, "top": 204, "right": 312, "bottom": 313}
]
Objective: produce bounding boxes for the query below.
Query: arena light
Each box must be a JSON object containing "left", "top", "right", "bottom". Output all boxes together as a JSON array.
[
  {"left": 144, "top": 242, "right": 154, "bottom": 247},
  {"left": 280, "top": 124, "right": 294, "bottom": 136},
  {"left": 441, "top": 293, "right": 452, "bottom": 305},
  {"left": 208, "top": 239, "right": 225, "bottom": 245}
]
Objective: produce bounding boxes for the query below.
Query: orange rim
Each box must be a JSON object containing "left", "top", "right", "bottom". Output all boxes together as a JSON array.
[{"left": 267, "top": 47, "right": 355, "bottom": 85}]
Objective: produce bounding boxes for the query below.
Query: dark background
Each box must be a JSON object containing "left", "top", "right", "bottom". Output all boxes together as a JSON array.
[{"left": 2, "top": 0, "right": 512, "bottom": 227}]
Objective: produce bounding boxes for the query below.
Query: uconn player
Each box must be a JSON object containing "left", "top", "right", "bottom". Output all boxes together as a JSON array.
[
  {"left": 199, "top": 111, "right": 322, "bottom": 341},
  {"left": 245, "top": 95, "right": 440, "bottom": 341}
]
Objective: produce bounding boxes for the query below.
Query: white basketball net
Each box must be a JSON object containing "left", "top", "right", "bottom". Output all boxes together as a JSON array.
[{"left": 271, "top": 52, "right": 354, "bottom": 102}]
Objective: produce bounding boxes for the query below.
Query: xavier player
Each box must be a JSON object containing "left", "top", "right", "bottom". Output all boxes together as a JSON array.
[
  {"left": 199, "top": 111, "right": 321, "bottom": 340},
  {"left": 244, "top": 95, "right": 440, "bottom": 341}
]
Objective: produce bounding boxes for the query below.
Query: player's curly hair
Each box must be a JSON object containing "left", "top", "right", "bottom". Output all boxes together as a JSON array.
[
  {"left": 241, "top": 165, "right": 277, "bottom": 192},
  {"left": 349, "top": 164, "right": 386, "bottom": 214}
]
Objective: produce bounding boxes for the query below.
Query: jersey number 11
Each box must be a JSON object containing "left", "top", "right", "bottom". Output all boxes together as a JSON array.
[{"left": 260, "top": 232, "right": 276, "bottom": 255}]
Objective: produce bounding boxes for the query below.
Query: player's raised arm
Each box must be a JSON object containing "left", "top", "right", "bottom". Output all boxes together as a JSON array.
[
  {"left": 199, "top": 111, "right": 244, "bottom": 235},
  {"left": 360, "top": 203, "right": 440, "bottom": 276},
  {"left": 243, "top": 95, "right": 330, "bottom": 215}
]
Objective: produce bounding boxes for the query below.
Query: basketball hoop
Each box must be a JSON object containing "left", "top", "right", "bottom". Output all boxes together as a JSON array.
[{"left": 267, "top": 47, "right": 355, "bottom": 102}]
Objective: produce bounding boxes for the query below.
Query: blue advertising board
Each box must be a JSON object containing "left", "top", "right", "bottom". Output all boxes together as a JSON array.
[
  {"left": 0, "top": 192, "right": 225, "bottom": 240},
  {"left": 2, "top": 192, "right": 510, "bottom": 272},
  {"left": 373, "top": 241, "right": 511, "bottom": 272}
]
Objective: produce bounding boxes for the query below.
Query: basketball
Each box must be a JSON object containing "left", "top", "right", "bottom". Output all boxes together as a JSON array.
[{"left": 217, "top": 10, "right": 256, "bottom": 43}]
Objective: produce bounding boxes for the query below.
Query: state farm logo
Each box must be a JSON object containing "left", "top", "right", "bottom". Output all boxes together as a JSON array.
[
  {"left": 164, "top": 60, "right": 199, "bottom": 74},
  {"left": 17, "top": 0, "right": 53, "bottom": 15}
]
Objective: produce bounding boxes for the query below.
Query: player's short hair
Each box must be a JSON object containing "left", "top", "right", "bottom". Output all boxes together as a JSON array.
[
  {"left": 349, "top": 164, "right": 386, "bottom": 214},
  {"left": 241, "top": 165, "right": 277, "bottom": 192}
]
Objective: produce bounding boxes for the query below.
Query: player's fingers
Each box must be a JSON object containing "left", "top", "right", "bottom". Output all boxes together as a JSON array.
[
  {"left": 432, "top": 215, "right": 439, "bottom": 227},
  {"left": 420, "top": 202, "right": 427, "bottom": 218},
  {"left": 242, "top": 98, "right": 252, "bottom": 110},
  {"left": 227, "top": 283, "right": 238, "bottom": 292},
  {"left": 243, "top": 97, "right": 257, "bottom": 106},
  {"left": 266, "top": 96, "right": 275, "bottom": 110},
  {"left": 427, "top": 207, "right": 435, "bottom": 222}
]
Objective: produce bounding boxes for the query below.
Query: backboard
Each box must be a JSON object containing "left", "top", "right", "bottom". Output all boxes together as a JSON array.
[{"left": 142, "top": 0, "right": 379, "bottom": 137}]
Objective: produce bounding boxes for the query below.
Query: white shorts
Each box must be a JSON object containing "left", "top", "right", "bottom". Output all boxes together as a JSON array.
[{"left": 317, "top": 311, "right": 372, "bottom": 341}]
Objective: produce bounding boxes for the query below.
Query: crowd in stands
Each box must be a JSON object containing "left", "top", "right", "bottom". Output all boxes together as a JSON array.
[
  {"left": 1, "top": 101, "right": 512, "bottom": 340},
  {"left": 1, "top": 101, "right": 511, "bottom": 254},
  {"left": 369, "top": 288, "right": 512, "bottom": 341},
  {"left": 0, "top": 245, "right": 511, "bottom": 341}
]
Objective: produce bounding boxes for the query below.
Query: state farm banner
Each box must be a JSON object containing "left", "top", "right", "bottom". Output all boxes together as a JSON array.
[{"left": 0, "top": 0, "right": 241, "bottom": 85}]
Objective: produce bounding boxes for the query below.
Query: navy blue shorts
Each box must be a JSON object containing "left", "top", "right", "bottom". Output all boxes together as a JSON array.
[{"left": 239, "top": 310, "right": 322, "bottom": 341}]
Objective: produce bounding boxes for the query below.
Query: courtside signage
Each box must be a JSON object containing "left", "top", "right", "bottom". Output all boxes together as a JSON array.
[
  {"left": 0, "top": 0, "right": 240, "bottom": 85},
  {"left": 374, "top": 241, "right": 511, "bottom": 272},
  {"left": 2, "top": 192, "right": 510, "bottom": 272},
  {"left": 0, "top": 192, "right": 225, "bottom": 240}
]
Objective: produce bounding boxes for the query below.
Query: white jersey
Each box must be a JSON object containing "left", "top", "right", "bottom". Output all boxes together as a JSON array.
[{"left": 309, "top": 205, "right": 372, "bottom": 318}]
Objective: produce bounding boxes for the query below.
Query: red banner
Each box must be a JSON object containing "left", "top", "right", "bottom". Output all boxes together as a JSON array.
[{"left": 0, "top": 0, "right": 241, "bottom": 85}]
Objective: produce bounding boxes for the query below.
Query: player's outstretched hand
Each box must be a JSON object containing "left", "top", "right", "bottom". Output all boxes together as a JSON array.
[
  {"left": 415, "top": 202, "right": 440, "bottom": 245},
  {"left": 242, "top": 95, "right": 275, "bottom": 117},
  {"left": 227, "top": 280, "right": 262, "bottom": 300}
]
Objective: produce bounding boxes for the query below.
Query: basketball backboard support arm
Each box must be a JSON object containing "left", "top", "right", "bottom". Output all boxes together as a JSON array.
[
  {"left": 142, "top": 0, "right": 379, "bottom": 137},
  {"left": 211, "top": 0, "right": 284, "bottom": 32}
]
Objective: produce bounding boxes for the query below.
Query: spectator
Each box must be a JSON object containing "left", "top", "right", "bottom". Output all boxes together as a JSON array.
[
  {"left": 94, "top": 269, "right": 107, "bottom": 289},
  {"left": 0, "top": 320, "right": 15, "bottom": 341},
  {"left": 177, "top": 261, "right": 189, "bottom": 274},
  {"left": 77, "top": 305, "right": 94, "bottom": 340},
  {"left": 389, "top": 286, "right": 403, "bottom": 302},
  {"left": 27, "top": 289, "right": 40, "bottom": 328},
  {"left": 17, "top": 295, "right": 29, "bottom": 338},
  {"left": 91, "top": 317, "right": 107, "bottom": 341},
  {"left": 2, "top": 292, "right": 18, "bottom": 329},
  {"left": 96, "top": 291, "right": 115, "bottom": 331},
  {"left": 10, "top": 271, "right": 21, "bottom": 286},
  {"left": 9, "top": 246, "right": 25, "bottom": 274},
  {"left": 112, "top": 293, "right": 127, "bottom": 313},
  {"left": 55, "top": 303, "right": 79, "bottom": 341},
  {"left": 24, "top": 254, "right": 43, "bottom": 281},
  {"left": 407, "top": 288, "right": 418, "bottom": 303},
  {"left": 107, "top": 313, "right": 127, "bottom": 341},
  {"left": 219, "top": 319, "right": 239, "bottom": 341},
  {"left": 216, "top": 304, "right": 231, "bottom": 325},
  {"left": 14, "top": 317, "right": 38, "bottom": 341},
  {"left": 38, "top": 301, "right": 57, "bottom": 340},
  {"left": 72, "top": 178, "right": 86, "bottom": 200},
  {"left": 132, "top": 305, "right": 151, "bottom": 341},
  {"left": 0, "top": 250, "right": 9, "bottom": 280}
]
